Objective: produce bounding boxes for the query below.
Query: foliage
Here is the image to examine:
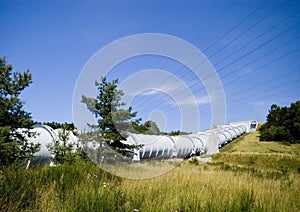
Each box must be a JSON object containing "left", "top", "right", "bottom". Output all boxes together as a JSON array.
[
  {"left": 81, "top": 77, "right": 142, "bottom": 152},
  {"left": 42, "top": 122, "right": 75, "bottom": 131},
  {"left": 259, "top": 101, "right": 300, "bottom": 143},
  {"left": 0, "top": 160, "right": 121, "bottom": 211},
  {"left": 131, "top": 120, "right": 161, "bottom": 135},
  {"left": 1, "top": 132, "right": 300, "bottom": 211},
  {"left": 0, "top": 57, "right": 39, "bottom": 167},
  {"left": 216, "top": 130, "right": 300, "bottom": 174},
  {"left": 46, "top": 128, "right": 79, "bottom": 164},
  {"left": 1, "top": 156, "right": 300, "bottom": 211},
  {"left": 167, "top": 130, "right": 189, "bottom": 136}
]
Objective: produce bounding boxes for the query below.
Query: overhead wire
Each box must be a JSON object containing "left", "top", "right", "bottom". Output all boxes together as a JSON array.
[
  {"left": 202, "top": 0, "right": 270, "bottom": 53},
  {"left": 135, "top": 2, "right": 298, "bottom": 113},
  {"left": 130, "top": 4, "right": 234, "bottom": 107},
  {"left": 165, "top": 72, "right": 300, "bottom": 126},
  {"left": 137, "top": 27, "right": 300, "bottom": 114},
  {"left": 208, "top": 68, "right": 300, "bottom": 107},
  {"left": 207, "top": 0, "right": 290, "bottom": 60},
  {"left": 126, "top": 1, "right": 300, "bottom": 127},
  {"left": 214, "top": 8, "right": 300, "bottom": 69},
  {"left": 132, "top": 0, "right": 269, "bottom": 109}
]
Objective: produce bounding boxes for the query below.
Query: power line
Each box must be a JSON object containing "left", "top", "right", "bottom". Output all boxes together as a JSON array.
[
  {"left": 125, "top": 2, "right": 300, "bottom": 127},
  {"left": 164, "top": 44, "right": 300, "bottom": 114},
  {"left": 197, "top": 65, "right": 300, "bottom": 109},
  {"left": 132, "top": 0, "right": 270, "bottom": 109},
  {"left": 223, "top": 46, "right": 300, "bottom": 87},
  {"left": 228, "top": 79, "right": 300, "bottom": 105},
  {"left": 221, "top": 34, "right": 300, "bottom": 81},
  {"left": 211, "top": 20, "right": 300, "bottom": 76},
  {"left": 136, "top": 29, "right": 300, "bottom": 114},
  {"left": 207, "top": 0, "right": 290, "bottom": 60},
  {"left": 134, "top": 5, "right": 300, "bottom": 113},
  {"left": 185, "top": 34, "right": 300, "bottom": 96},
  {"left": 214, "top": 8, "right": 300, "bottom": 69},
  {"left": 175, "top": 76, "right": 300, "bottom": 124},
  {"left": 217, "top": 83, "right": 300, "bottom": 113},
  {"left": 202, "top": 0, "right": 270, "bottom": 53},
  {"left": 226, "top": 67, "right": 300, "bottom": 98}
]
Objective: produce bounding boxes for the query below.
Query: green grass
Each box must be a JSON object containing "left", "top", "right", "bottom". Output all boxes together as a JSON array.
[
  {"left": 214, "top": 131, "right": 300, "bottom": 174},
  {"left": 220, "top": 131, "right": 300, "bottom": 155},
  {"left": 1, "top": 131, "right": 300, "bottom": 211}
]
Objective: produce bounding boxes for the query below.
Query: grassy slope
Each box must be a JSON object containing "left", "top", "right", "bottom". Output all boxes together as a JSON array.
[
  {"left": 1, "top": 131, "right": 300, "bottom": 211},
  {"left": 214, "top": 131, "right": 300, "bottom": 174},
  {"left": 219, "top": 130, "right": 300, "bottom": 154}
]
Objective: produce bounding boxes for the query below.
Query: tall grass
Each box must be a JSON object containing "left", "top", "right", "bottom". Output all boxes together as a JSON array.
[
  {"left": 1, "top": 131, "right": 300, "bottom": 211},
  {"left": 1, "top": 160, "right": 299, "bottom": 211}
]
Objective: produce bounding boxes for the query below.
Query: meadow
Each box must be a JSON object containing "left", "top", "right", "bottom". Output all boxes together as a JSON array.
[{"left": 1, "top": 130, "right": 300, "bottom": 211}]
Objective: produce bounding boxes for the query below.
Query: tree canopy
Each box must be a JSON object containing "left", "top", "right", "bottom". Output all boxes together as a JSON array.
[
  {"left": 81, "top": 77, "right": 142, "bottom": 152},
  {"left": 42, "top": 121, "right": 75, "bottom": 131},
  {"left": 0, "top": 57, "right": 39, "bottom": 166},
  {"left": 46, "top": 128, "right": 79, "bottom": 164},
  {"left": 259, "top": 100, "right": 300, "bottom": 143},
  {"left": 131, "top": 120, "right": 161, "bottom": 135}
]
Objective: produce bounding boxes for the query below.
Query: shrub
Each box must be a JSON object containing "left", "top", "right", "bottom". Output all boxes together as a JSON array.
[{"left": 259, "top": 101, "right": 300, "bottom": 143}]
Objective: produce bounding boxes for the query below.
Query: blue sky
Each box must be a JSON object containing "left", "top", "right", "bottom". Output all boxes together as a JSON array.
[{"left": 1, "top": 0, "right": 300, "bottom": 132}]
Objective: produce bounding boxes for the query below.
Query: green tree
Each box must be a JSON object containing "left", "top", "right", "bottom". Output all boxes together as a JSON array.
[
  {"left": 46, "top": 128, "right": 78, "bottom": 164},
  {"left": 81, "top": 77, "right": 140, "bottom": 152},
  {"left": 168, "top": 130, "right": 189, "bottom": 136},
  {"left": 131, "top": 120, "right": 161, "bottom": 135},
  {"left": 0, "top": 57, "right": 39, "bottom": 166},
  {"left": 259, "top": 101, "right": 300, "bottom": 143},
  {"left": 42, "top": 122, "right": 75, "bottom": 131}
]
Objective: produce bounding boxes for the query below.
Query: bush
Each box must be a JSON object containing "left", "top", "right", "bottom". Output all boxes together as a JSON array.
[{"left": 259, "top": 101, "right": 300, "bottom": 143}]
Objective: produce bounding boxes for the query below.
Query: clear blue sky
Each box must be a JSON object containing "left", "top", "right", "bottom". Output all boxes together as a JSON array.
[{"left": 1, "top": 0, "right": 300, "bottom": 132}]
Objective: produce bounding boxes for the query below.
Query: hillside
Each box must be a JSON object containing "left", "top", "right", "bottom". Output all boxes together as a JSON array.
[{"left": 213, "top": 130, "right": 300, "bottom": 174}]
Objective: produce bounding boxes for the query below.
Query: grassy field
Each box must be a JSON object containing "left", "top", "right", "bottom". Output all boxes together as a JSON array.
[
  {"left": 214, "top": 130, "right": 300, "bottom": 174},
  {"left": 1, "top": 131, "right": 300, "bottom": 211}
]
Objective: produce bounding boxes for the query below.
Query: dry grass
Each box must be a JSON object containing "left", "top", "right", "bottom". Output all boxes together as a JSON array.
[
  {"left": 1, "top": 130, "right": 300, "bottom": 211},
  {"left": 220, "top": 131, "right": 300, "bottom": 155},
  {"left": 215, "top": 131, "right": 300, "bottom": 174},
  {"left": 118, "top": 161, "right": 300, "bottom": 211}
]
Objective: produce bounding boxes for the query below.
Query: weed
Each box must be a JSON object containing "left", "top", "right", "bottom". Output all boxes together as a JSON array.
[
  {"left": 0, "top": 130, "right": 300, "bottom": 211},
  {"left": 188, "top": 158, "right": 199, "bottom": 166},
  {"left": 278, "top": 165, "right": 289, "bottom": 175}
]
